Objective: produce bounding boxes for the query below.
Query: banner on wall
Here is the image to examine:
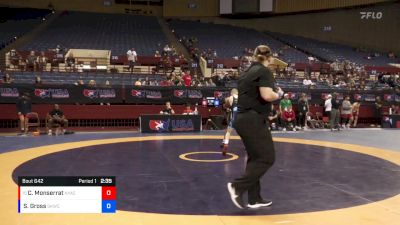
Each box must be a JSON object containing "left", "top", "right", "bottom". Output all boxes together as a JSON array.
[
  {"left": 0, "top": 84, "right": 122, "bottom": 104},
  {"left": 0, "top": 84, "right": 397, "bottom": 105}
]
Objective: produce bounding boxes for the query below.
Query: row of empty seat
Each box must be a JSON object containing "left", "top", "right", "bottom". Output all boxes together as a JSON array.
[
  {"left": 268, "top": 31, "right": 397, "bottom": 66},
  {"left": 169, "top": 20, "right": 310, "bottom": 63},
  {"left": 20, "top": 12, "right": 168, "bottom": 56}
]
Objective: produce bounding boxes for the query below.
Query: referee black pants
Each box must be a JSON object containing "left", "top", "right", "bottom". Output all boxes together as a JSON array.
[{"left": 232, "top": 110, "right": 275, "bottom": 203}]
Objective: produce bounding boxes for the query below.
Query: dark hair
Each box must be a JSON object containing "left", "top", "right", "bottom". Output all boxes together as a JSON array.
[{"left": 253, "top": 45, "right": 273, "bottom": 62}]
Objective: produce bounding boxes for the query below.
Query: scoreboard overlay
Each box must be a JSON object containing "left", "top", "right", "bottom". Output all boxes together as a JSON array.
[{"left": 18, "top": 176, "right": 116, "bottom": 213}]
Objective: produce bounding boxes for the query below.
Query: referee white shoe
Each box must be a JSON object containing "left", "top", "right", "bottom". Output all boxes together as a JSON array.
[{"left": 227, "top": 183, "right": 245, "bottom": 209}]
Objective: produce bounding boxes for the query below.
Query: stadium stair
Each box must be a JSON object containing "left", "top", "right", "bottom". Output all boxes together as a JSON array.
[
  {"left": 0, "top": 11, "right": 60, "bottom": 70},
  {"left": 157, "top": 17, "right": 191, "bottom": 61}
]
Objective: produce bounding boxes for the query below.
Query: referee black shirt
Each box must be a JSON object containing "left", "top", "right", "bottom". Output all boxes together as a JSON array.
[{"left": 237, "top": 62, "right": 276, "bottom": 116}]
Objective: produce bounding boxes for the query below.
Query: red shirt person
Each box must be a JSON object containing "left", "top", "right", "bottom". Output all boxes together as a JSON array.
[
  {"left": 182, "top": 104, "right": 194, "bottom": 115},
  {"left": 282, "top": 106, "right": 296, "bottom": 131},
  {"left": 182, "top": 71, "right": 192, "bottom": 87},
  {"left": 283, "top": 108, "right": 296, "bottom": 121}
]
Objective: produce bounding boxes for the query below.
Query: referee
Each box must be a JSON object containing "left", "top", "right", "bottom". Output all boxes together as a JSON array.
[{"left": 227, "top": 45, "right": 283, "bottom": 209}]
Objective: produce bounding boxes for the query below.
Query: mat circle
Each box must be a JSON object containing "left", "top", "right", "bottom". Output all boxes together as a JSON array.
[{"left": 179, "top": 151, "right": 239, "bottom": 162}]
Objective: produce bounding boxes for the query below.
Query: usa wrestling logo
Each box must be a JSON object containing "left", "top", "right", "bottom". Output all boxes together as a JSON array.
[
  {"left": 149, "top": 119, "right": 170, "bottom": 132},
  {"left": 354, "top": 94, "right": 363, "bottom": 101},
  {"left": 131, "top": 90, "right": 145, "bottom": 98},
  {"left": 0, "top": 88, "right": 19, "bottom": 97},
  {"left": 34, "top": 89, "right": 50, "bottom": 98},
  {"left": 174, "top": 90, "right": 187, "bottom": 98},
  {"left": 34, "top": 89, "right": 69, "bottom": 99},
  {"left": 384, "top": 94, "right": 394, "bottom": 102},
  {"left": 214, "top": 91, "right": 229, "bottom": 99},
  {"left": 83, "top": 89, "right": 97, "bottom": 98}
]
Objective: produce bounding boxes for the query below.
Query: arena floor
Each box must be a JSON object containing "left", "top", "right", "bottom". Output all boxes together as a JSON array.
[{"left": 0, "top": 129, "right": 399, "bottom": 225}]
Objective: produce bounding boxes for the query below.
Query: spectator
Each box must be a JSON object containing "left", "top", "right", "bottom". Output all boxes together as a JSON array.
[
  {"left": 35, "top": 76, "right": 43, "bottom": 85},
  {"left": 324, "top": 94, "right": 332, "bottom": 118},
  {"left": 268, "top": 104, "right": 280, "bottom": 130},
  {"left": 47, "top": 104, "right": 68, "bottom": 135},
  {"left": 389, "top": 104, "right": 399, "bottom": 115},
  {"left": 127, "top": 48, "right": 137, "bottom": 73},
  {"left": 341, "top": 96, "right": 352, "bottom": 129},
  {"left": 351, "top": 102, "right": 361, "bottom": 127},
  {"left": 75, "top": 78, "right": 84, "bottom": 86},
  {"left": 182, "top": 103, "right": 194, "bottom": 115},
  {"left": 88, "top": 80, "right": 96, "bottom": 87},
  {"left": 66, "top": 53, "right": 75, "bottom": 70},
  {"left": 297, "top": 93, "right": 309, "bottom": 129},
  {"left": 2, "top": 73, "right": 13, "bottom": 84},
  {"left": 205, "top": 78, "right": 216, "bottom": 87},
  {"left": 279, "top": 94, "right": 292, "bottom": 112},
  {"left": 303, "top": 77, "right": 314, "bottom": 86},
  {"left": 154, "top": 51, "right": 161, "bottom": 58},
  {"left": 163, "top": 44, "right": 171, "bottom": 55},
  {"left": 282, "top": 105, "right": 296, "bottom": 131},
  {"left": 150, "top": 79, "right": 158, "bottom": 86},
  {"left": 191, "top": 74, "right": 201, "bottom": 87},
  {"left": 16, "top": 92, "right": 32, "bottom": 135},
  {"left": 330, "top": 93, "right": 341, "bottom": 131},
  {"left": 25, "top": 51, "right": 36, "bottom": 71},
  {"left": 160, "top": 101, "right": 175, "bottom": 114},
  {"left": 374, "top": 96, "right": 383, "bottom": 127},
  {"left": 142, "top": 77, "right": 150, "bottom": 86},
  {"left": 10, "top": 49, "right": 20, "bottom": 66},
  {"left": 36, "top": 51, "right": 47, "bottom": 71},
  {"left": 55, "top": 44, "right": 64, "bottom": 54},
  {"left": 105, "top": 80, "right": 111, "bottom": 87},
  {"left": 134, "top": 79, "right": 142, "bottom": 86},
  {"left": 182, "top": 70, "right": 192, "bottom": 87}
]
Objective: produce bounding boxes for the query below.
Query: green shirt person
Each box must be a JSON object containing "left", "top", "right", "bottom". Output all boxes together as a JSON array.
[{"left": 279, "top": 94, "right": 292, "bottom": 112}]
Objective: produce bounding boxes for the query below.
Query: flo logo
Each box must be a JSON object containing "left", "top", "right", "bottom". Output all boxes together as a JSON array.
[{"left": 360, "top": 11, "right": 383, "bottom": 20}]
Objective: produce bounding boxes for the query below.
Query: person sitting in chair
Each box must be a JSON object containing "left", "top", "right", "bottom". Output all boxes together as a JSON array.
[
  {"left": 159, "top": 101, "right": 175, "bottom": 115},
  {"left": 47, "top": 104, "right": 68, "bottom": 135},
  {"left": 182, "top": 103, "right": 194, "bottom": 115},
  {"left": 282, "top": 105, "right": 296, "bottom": 131},
  {"left": 268, "top": 104, "right": 280, "bottom": 130}
]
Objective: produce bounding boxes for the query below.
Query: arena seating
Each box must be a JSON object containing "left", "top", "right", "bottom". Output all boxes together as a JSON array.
[
  {"left": 268, "top": 32, "right": 397, "bottom": 66},
  {"left": 20, "top": 12, "right": 168, "bottom": 56},
  {"left": 169, "top": 20, "right": 310, "bottom": 63}
]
